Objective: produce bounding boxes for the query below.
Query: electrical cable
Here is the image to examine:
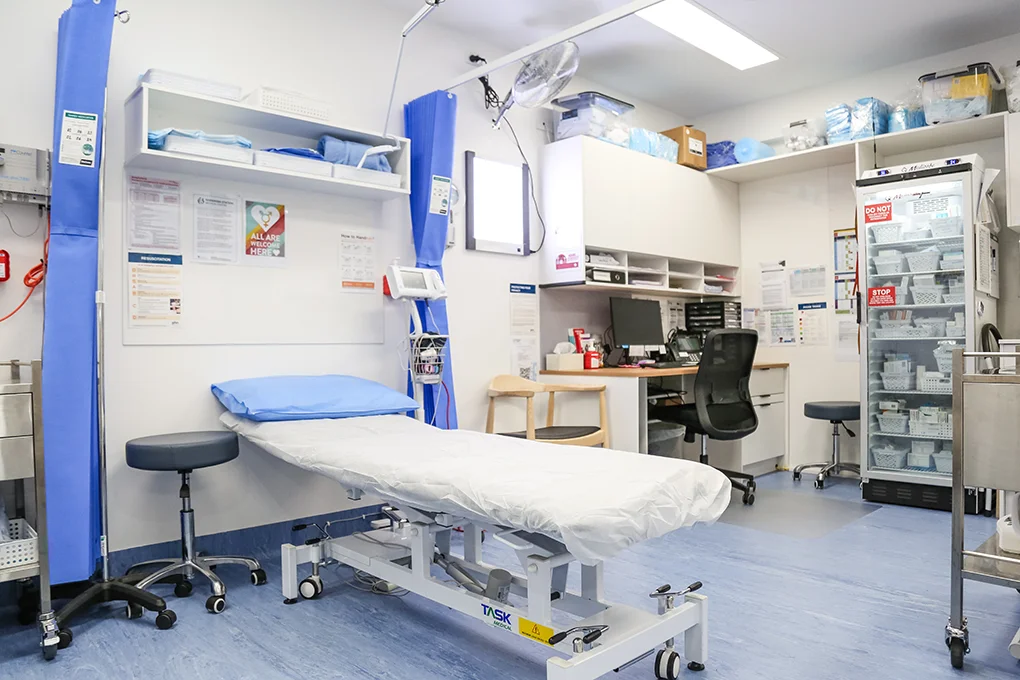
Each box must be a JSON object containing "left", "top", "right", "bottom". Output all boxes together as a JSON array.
[
  {"left": 1, "top": 204, "right": 45, "bottom": 239},
  {"left": 0, "top": 215, "right": 48, "bottom": 324}
]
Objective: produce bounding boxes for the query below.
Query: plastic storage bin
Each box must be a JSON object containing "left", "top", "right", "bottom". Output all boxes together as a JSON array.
[
  {"left": 872, "top": 222, "right": 904, "bottom": 244},
  {"left": 881, "top": 373, "right": 916, "bottom": 390},
  {"left": 919, "top": 62, "right": 1002, "bottom": 124},
  {"left": 163, "top": 136, "right": 254, "bottom": 164},
  {"left": 874, "top": 256, "right": 906, "bottom": 275},
  {"left": 139, "top": 69, "right": 243, "bottom": 101},
  {"left": 245, "top": 87, "right": 330, "bottom": 120},
  {"left": 901, "top": 228, "right": 933, "bottom": 242},
  {"left": 553, "top": 92, "right": 633, "bottom": 147},
  {"left": 877, "top": 413, "right": 909, "bottom": 433},
  {"left": 911, "top": 440, "right": 939, "bottom": 455},
  {"left": 919, "top": 373, "right": 953, "bottom": 394},
  {"left": 785, "top": 119, "right": 827, "bottom": 151},
  {"left": 934, "top": 342, "right": 961, "bottom": 373},
  {"left": 913, "top": 317, "right": 948, "bottom": 336},
  {"left": 930, "top": 216, "right": 963, "bottom": 238},
  {"left": 932, "top": 451, "right": 953, "bottom": 473},
  {"left": 872, "top": 446, "right": 908, "bottom": 469},
  {"left": 911, "top": 286, "right": 945, "bottom": 305},
  {"left": 907, "top": 451, "right": 934, "bottom": 468},
  {"left": 905, "top": 250, "right": 942, "bottom": 272}
]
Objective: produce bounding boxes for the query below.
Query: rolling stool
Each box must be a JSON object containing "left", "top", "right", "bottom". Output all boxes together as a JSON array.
[
  {"left": 124, "top": 432, "right": 267, "bottom": 614},
  {"left": 793, "top": 401, "right": 860, "bottom": 490}
]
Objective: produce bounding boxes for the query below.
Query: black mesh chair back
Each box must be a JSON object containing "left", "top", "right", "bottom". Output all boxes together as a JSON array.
[{"left": 693, "top": 329, "right": 759, "bottom": 441}]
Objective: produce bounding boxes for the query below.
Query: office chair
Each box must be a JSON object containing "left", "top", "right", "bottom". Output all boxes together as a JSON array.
[{"left": 649, "top": 329, "right": 759, "bottom": 505}]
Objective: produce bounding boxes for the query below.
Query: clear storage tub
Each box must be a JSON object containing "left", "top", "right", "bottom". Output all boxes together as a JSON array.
[
  {"left": 919, "top": 62, "right": 1002, "bottom": 124},
  {"left": 552, "top": 92, "right": 634, "bottom": 147}
]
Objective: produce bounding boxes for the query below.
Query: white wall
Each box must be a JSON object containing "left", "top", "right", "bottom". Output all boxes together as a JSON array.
[
  {"left": 0, "top": 0, "right": 682, "bottom": 551},
  {"left": 695, "top": 33, "right": 1020, "bottom": 143}
]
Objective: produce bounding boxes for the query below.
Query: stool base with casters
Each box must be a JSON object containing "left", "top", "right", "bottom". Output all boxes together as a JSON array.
[
  {"left": 793, "top": 401, "right": 860, "bottom": 490},
  {"left": 125, "top": 470, "right": 267, "bottom": 613}
]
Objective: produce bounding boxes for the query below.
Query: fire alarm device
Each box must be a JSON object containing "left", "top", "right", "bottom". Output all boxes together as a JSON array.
[{"left": 0, "top": 250, "right": 10, "bottom": 282}]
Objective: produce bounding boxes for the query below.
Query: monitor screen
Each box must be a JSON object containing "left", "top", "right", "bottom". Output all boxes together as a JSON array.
[
  {"left": 674, "top": 334, "right": 702, "bottom": 351},
  {"left": 610, "top": 298, "right": 664, "bottom": 347},
  {"left": 399, "top": 270, "right": 427, "bottom": 289}
]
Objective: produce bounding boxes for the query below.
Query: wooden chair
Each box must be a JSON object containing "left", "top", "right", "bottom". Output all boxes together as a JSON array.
[{"left": 485, "top": 375, "right": 609, "bottom": 447}]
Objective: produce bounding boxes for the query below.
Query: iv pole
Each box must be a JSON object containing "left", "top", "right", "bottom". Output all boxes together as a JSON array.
[{"left": 383, "top": 0, "right": 446, "bottom": 136}]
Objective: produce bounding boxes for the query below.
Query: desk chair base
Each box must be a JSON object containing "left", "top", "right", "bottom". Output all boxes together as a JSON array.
[
  {"left": 698, "top": 437, "right": 756, "bottom": 506},
  {"left": 793, "top": 421, "right": 859, "bottom": 490},
  {"left": 125, "top": 472, "right": 266, "bottom": 614}
]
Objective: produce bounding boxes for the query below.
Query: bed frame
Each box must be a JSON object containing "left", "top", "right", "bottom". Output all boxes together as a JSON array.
[{"left": 281, "top": 501, "right": 708, "bottom": 680}]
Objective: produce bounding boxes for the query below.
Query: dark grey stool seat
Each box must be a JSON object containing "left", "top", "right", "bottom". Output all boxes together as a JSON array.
[
  {"left": 502, "top": 425, "right": 601, "bottom": 441},
  {"left": 794, "top": 401, "right": 861, "bottom": 490},
  {"left": 804, "top": 401, "right": 860, "bottom": 423},
  {"left": 124, "top": 431, "right": 264, "bottom": 614},
  {"left": 126, "top": 431, "right": 238, "bottom": 472}
]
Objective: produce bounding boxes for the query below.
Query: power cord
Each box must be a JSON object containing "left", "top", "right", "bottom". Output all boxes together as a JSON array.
[
  {"left": 0, "top": 213, "right": 48, "bottom": 324},
  {"left": 469, "top": 54, "right": 549, "bottom": 254}
]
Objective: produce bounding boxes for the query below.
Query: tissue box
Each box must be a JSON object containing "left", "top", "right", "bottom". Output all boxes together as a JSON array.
[
  {"left": 661, "top": 126, "right": 707, "bottom": 170},
  {"left": 546, "top": 354, "right": 584, "bottom": 371}
]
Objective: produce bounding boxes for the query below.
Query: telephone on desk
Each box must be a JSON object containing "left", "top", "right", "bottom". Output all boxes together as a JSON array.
[{"left": 665, "top": 330, "right": 703, "bottom": 367}]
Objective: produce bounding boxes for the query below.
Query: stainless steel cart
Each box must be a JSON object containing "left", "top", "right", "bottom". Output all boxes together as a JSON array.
[
  {"left": 0, "top": 360, "right": 57, "bottom": 659},
  {"left": 947, "top": 349, "right": 1020, "bottom": 669}
]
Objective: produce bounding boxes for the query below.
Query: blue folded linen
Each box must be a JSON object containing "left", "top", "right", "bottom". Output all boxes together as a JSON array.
[
  {"left": 147, "top": 128, "right": 252, "bottom": 150},
  {"left": 317, "top": 135, "right": 392, "bottom": 173}
]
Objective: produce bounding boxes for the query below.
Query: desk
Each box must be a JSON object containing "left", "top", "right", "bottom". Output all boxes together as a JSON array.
[{"left": 541, "top": 363, "right": 790, "bottom": 474}]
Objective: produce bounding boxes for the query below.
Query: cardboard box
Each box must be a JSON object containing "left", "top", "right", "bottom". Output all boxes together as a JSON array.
[{"left": 661, "top": 126, "right": 707, "bottom": 170}]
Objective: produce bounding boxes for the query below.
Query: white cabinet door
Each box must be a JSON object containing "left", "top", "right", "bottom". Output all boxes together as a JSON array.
[
  {"left": 1008, "top": 112, "right": 1020, "bottom": 228},
  {"left": 742, "top": 401, "right": 786, "bottom": 466}
]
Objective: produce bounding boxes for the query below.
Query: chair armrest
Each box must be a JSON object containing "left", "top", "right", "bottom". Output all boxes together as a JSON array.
[{"left": 544, "top": 383, "right": 606, "bottom": 393}]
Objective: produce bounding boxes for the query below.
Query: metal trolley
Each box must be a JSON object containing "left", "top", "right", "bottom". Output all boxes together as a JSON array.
[{"left": 947, "top": 349, "right": 1020, "bottom": 669}]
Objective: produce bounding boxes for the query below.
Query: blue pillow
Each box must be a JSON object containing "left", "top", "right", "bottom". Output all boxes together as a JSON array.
[{"left": 211, "top": 375, "right": 419, "bottom": 422}]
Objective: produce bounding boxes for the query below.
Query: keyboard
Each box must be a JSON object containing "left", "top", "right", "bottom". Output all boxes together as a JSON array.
[{"left": 647, "top": 361, "right": 697, "bottom": 369}]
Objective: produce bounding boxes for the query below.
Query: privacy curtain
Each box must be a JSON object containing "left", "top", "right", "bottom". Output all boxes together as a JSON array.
[
  {"left": 404, "top": 91, "right": 458, "bottom": 428},
  {"left": 42, "top": 0, "right": 116, "bottom": 583}
]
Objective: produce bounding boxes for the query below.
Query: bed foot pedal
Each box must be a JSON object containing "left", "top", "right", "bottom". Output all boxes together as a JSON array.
[
  {"left": 283, "top": 598, "right": 298, "bottom": 605},
  {"left": 688, "top": 661, "right": 706, "bottom": 672}
]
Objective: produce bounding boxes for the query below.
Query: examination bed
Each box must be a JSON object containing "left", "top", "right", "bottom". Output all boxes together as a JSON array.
[{"left": 222, "top": 412, "right": 731, "bottom": 680}]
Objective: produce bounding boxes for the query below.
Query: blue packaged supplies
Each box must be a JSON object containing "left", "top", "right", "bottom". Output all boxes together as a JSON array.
[
  {"left": 707, "top": 141, "right": 737, "bottom": 169},
  {"left": 147, "top": 128, "right": 252, "bottom": 150},
  {"left": 825, "top": 104, "right": 852, "bottom": 143},
  {"left": 734, "top": 137, "right": 775, "bottom": 164},
  {"left": 889, "top": 104, "right": 926, "bottom": 132},
  {"left": 628, "top": 128, "right": 679, "bottom": 163},
  {"left": 261, "top": 147, "right": 326, "bottom": 160},
  {"left": 851, "top": 97, "right": 891, "bottom": 140},
  {"left": 318, "top": 135, "right": 393, "bottom": 173}
]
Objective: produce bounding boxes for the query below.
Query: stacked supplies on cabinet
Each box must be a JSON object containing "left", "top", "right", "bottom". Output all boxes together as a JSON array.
[
  {"left": 851, "top": 98, "right": 891, "bottom": 140},
  {"left": 148, "top": 128, "right": 254, "bottom": 163},
  {"left": 629, "top": 128, "right": 679, "bottom": 163},
  {"left": 707, "top": 141, "right": 737, "bottom": 169}
]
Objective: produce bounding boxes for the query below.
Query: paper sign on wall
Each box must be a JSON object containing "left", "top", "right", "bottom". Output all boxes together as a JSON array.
[
  {"left": 193, "top": 194, "right": 240, "bottom": 263},
  {"left": 789, "top": 265, "right": 828, "bottom": 298},
  {"left": 797, "top": 302, "right": 829, "bottom": 346},
  {"left": 760, "top": 262, "right": 788, "bottom": 309},
  {"left": 339, "top": 229, "right": 376, "bottom": 292},
  {"left": 867, "top": 286, "right": 897, "bottom": 307},
  {"left": 510, "top": 283, "right": 539, "bottom": 380},
  {"left": 127, "top": 252, "right": 183, "bottom": 327},
  {"left": 429, "top": 175, "right": 452, "bottom": 216},
  {"left": 127, "top": 176, "right": 181, "bottom": 252},
  {"left": 742, "top": 307, "right": 767, "bottom": 346},
  {"left": 245, "top": 201, "right": 286, "bottom": 258},
  {"left": 768, "top": 309, "right": 797, "bottom": 346},
  {"left": 58, "top": 110, "right": 98, "bottom": 167}
]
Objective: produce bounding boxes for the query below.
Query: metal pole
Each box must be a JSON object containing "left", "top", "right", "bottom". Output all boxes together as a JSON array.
[
  {"left": 31, "top": 360, "right": 53, "bottom": 621},
  {"left": 949, "top": 348, "right": 965, "bottom": 631},
  {"left": 95, "top": 88, "right": 110, "bottom": 581}
]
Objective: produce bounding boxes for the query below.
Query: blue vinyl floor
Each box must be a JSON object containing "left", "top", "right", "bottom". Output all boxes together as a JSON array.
[{"left": 2, "top": 472, "right": 1020, "bottom": 679}]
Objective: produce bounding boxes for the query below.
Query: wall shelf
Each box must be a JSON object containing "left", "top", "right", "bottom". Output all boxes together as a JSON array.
[
  {"left": 124, "top": 84, "right": 410, "bottom": 199},
  {"left": 541, "top": 281, "right": 739, "bottom": 300},
  {"left": 706, "top": 140, "right": 858, "bottom": 183}
]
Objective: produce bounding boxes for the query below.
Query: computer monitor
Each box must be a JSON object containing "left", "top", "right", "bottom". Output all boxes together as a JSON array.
[{"left": 610, "top": 297, "right": 664, "bottom": 348}]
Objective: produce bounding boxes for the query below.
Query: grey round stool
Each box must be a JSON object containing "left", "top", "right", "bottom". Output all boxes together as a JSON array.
[
  {"left": 124, "top": 432, "right": 267, "bottom": 614},
  {"left": 793, "top": 401, "right": 861, "bottom": 490}
]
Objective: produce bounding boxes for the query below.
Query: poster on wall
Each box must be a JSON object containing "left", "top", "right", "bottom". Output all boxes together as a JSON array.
[
  {"left": 193, "top": 193, "right": 240, "bottom": 263},
  {"left": 797, "top": 302, "right": 829, "bottom": 346},
  {"left": 126, "top": 252, "right": 183, "bottom": 327},
  {"left": 788, "top": 265, "right": 828, "bottom": 298},
  {"left": 510, "top": 283, "right": 539, "bottom": 379},
  {"left": 244, "top": 201, "right": 286, "bottom": 259},
  {"left": 127, "top": 176, "right": 181, "bottom": 252},
  {"left": 742, "top": 307, "right": 767, "bottom": 346},
  {"left": 759, "top": 261, "right": 788, "bottom": 309},
  {"left": 767, "top": 308, "right": 797, "bottom": 346},
  {"left": 339, "top": 229, "right": 377, "bottom": 292}
]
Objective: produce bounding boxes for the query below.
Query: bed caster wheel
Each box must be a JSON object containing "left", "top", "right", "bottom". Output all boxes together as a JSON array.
[
  {"left": 174, "top": 580, "right": 193, "bottom": 598},
  {"left": 742, "top": 491, "right": 755, "bottom": 506},
  {"left": 688, "top": 661, "right": 706, "bottom": 672},
  {"left": 814, "top": 479, "right": 825, "bottom": 490},
  {"left": 300, "top": 575, "right": 323, "bottom": 600},
  {"left": 42, "top": 644, "right": 57, "bottom": 661},
  {"left": 206, "top": 595, "right": 226, "bottom": 614},
  {"left": 654, "top": 650, "right": 682, "bottom": 680},
  {"left": 126, "top": 603, "right": 144, "bottom": 620},
  {"left": 155, "top": 610, "right": 177, "bottom": 630},
  {"left": 57, "top": 628, "right": 73, "bottom": 649},
  {"left": 949, "top": 637, "right": 966, "bottom": 669},
  {"left": 250, "top": 568, "right": 268, "bottom": 586},
  {"left": 793, "top": 471, "right": 801, "bottom": 481}
]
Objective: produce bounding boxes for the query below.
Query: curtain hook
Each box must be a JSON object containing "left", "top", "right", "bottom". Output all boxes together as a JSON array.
[{"left": 115, "top": 9, "right": 131, "bottom": 23}]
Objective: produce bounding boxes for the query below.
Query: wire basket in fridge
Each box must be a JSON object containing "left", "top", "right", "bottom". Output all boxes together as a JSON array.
[
  {"left": 913, "top": 317, "right": 947, "bottom": 336},
  {"left": 909, "top": 419, "right": 953, "bottom": 437},
  {"left": 875, "top": 326, "right": 934, "bottom": 339},
  {"left": 872, "top": 222, "right": 904, "bottom": 244},
  {"left": 874, "top": 257, "right": 906, "bottom": 275},
  {"left": 905, "top": 250, "right": 942, "bottom": 272},
  {"left": 879, "top": 319, "right": 913, "bottom": 329},
  {"left": 876, "top": 413, "right": 909, "bottom": 433},
  {"left": 919, "top": 372, "right": 952, "bottom": 394},
  {"left": 943, "top": 291, "right": 965, "bottom": 304},
  {"left": 911, "top": 440, "right": 938, "bottom": 455},
  {"left": 0, "top": 519, "right": 38, "bottom": 570},
  {"left": 880, "top": 372, "right": 916, "bottom": 390},
  {"left": 946, "top": 321, "right": 965, "bottom": 338},
  {"left": 911, "top": 286, "right": 945, "bottom": 305},
  {"left": 932, "top": 451, "right": 952, "bottom": 474},
  {"left": 872, "top": 446, "right": 908, "bottom": 469},
  {"left": 930, "top": 216, "right": 963, "bottom": 238},
  {"left": 901, "top": 228, "right": 933, "bottom": 241},
  {"left": 907, "top": 451, "right": 934, "bottom": 468}
]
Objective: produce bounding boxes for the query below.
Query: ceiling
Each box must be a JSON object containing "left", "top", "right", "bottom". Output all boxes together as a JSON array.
[{"left": 389, "top": 0, "right": 1020, "bottom": 118}]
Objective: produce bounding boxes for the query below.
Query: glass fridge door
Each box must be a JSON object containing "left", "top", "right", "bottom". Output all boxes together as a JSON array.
[{"left": 860, "top": 176, "right": 971, "bottom": 487}]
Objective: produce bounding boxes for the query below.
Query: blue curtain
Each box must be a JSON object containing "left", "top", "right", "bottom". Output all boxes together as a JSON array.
[
  {"left": 404, "top": 91, "right": 458, "bottom": 428},
  {"left": 42, "top": 0, "right": 116, "bottom": 584}
]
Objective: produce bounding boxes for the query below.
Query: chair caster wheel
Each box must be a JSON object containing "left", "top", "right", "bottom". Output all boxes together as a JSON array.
[
  {"left": 174, "top": 580, "right": 193, "bottom": 598},
  {"left": 299, "top": 575, "right": 323, "bottom": 600},
  {"left": 206, "top": 595, "right": 226, "bottom": 614},
  {"left": 793, "top": 471, "right": 801, "bottom": 481},
  {"left": 949, "top": 637, "right": 966, "bottom": 669},
  {"left": 57, "top": 628, "right": 73, "bottom": 649},
  {"left": 250, "top": 568, "right": 268, "bottom": 586},
  {"left": 742, "top": 491, "right": 755, "bottom": 506},
  {"left": 688, "top": 661, "right": 706, "bottom": 672},
  {"left": 654, "top": 649, "right": 682, "bottom": 680},
  {"left": 747, "top": 480, "right": 757, "bottom": 492},
  {"left": 814, "top": 479, "right": 825, "bottom": 490},
  {"left": 126, "top": 603, "right": 144, "bottom": 620},
  {"left": 42, "top": 644, "right": 57, "bottom": 661},
  {"left": 155, "top": 609, "right": 177, "bottom": 630}
]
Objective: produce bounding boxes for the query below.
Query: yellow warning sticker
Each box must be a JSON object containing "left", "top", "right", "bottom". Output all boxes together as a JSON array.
[{"left": 518, "top": 617, "right": 555, "bottom": 646}]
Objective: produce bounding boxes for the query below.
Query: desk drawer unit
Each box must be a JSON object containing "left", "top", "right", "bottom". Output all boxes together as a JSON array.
[
  {"left": 749, "top": 368, "right": 785, "bottom": 399},
  {"left": 743, "top": 401, "right": 786, "bottom": 465},
  {"left": 0, "top": 394, "right": 33, "bottom": 438},
  {"left": 0, "top": 437, "right": 34, "bottom": 481}
]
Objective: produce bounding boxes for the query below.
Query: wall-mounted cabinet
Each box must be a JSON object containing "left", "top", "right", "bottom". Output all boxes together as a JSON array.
[{"left": 540, "top": 136, "right": 740, "bottom": 296}]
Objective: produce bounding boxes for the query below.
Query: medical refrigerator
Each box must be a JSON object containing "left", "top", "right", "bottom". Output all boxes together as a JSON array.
[{"left": 856, "top": 154, "right": 999, "bottom": 510}]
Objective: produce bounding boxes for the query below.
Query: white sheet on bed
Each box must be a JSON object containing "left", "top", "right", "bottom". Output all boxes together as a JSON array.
[{"left": 221, "top": 413, "right": 731, "bottom": 563}]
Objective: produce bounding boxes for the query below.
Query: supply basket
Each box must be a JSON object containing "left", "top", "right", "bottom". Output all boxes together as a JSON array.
[
  {"left": 932, "top": 451, "right": 953, "bottom": 474},
  {"left": 907, "top": 451, "right": 934, "bottom": 469},
  {"left": 0, "top": 519, "right": 39, "bottom": 571},
  {"left": 911, "top": 440, "right": 938, "bottom": 455},
  {"left": 880, "top": 373, "right": 916, "bottom": 391},
  {"left": 874, "top": 257, "right": 905, "bottom": 275},
  {"left": 877, "top": 412, "right": 909, "bottom": 434},
  {"left": 905, "top": 250, "right": 942, "bottom": 272},
  {"left": 411, "top": 334, "right": 448, "bottom": 385},
  {"left": 946, "top": 322, "right": 966, "bottom": 338},
  {"left": 911, "top": 286, "right": 945, "bottom": 305},
  {"left": 902, "top": 228, "right": 933, "bottom": 242},
  {"left": 933, "top": 344, "right": 960, "bottom": 373},
  {"left": 930, "top": 217, "right": 964, "bottom": 238},
  {"left": 879, "top": 319, "right": 913, "bottom": 329},
  {"left": 909, "top": 419, "right": 953, "bottom": 438},
  {"left": 872, "top": 447, "right": 908, "bottom": 469},
  {"left": 913, "top": 318, "right": 948, "bottom": 337},
  {"left": 943, "top": 292, "right": 965, "bottom": 305},
  {"left": 245, "top": 87, "right": 330, "bottom": 120},
  {"left": 876, "top": 326, "right": 933, "bottom": 339},
  {"left": 872, "top": 222, "right": 904, "bottom": 244},
  {"left": 919, "top": 373, "right": 953, "bottom": 394}
]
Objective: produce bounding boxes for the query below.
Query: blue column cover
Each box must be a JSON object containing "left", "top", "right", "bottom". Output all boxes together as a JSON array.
[
  {"left": 43, "top": 0, "right": 116, "bottom": 584},
  {"left": 404, "top": 91, "right": 458, "bottom": 428}
]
